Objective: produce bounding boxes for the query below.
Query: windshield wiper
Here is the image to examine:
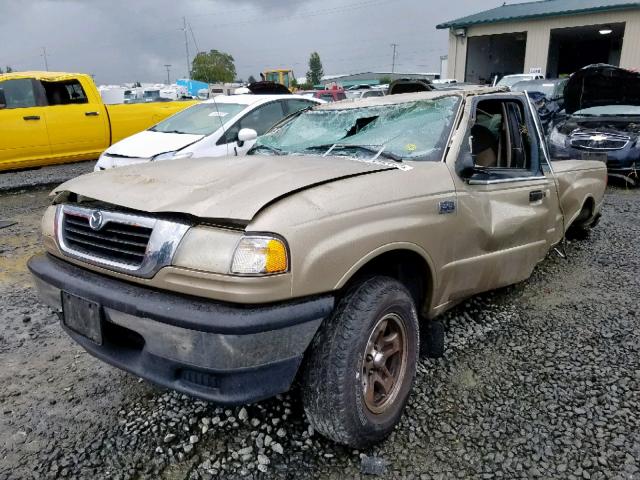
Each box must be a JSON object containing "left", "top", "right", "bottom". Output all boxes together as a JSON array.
[
  {"left": 248, "top": 144, "right": 284, "bottom": 156},
  {"left": 161, "top": 129, "right": 189, "bottom": 134},
  {"left": 304, "top": 144, "right": 403, "bottom": 162}
]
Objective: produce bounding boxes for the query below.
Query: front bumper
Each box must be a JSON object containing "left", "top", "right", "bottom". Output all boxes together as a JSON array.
[{"left": 28, "top": 254, "right": 334, "bottom": 405}]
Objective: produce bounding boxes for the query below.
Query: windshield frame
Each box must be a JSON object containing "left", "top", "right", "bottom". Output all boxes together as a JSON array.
[{"left": 250, "top": 94, "right": 463, "bottom": 164}]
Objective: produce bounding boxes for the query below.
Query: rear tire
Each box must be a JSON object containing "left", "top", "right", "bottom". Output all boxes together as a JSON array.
[{"left": 301, "top": 276, "right": 419, "bottom": 448}]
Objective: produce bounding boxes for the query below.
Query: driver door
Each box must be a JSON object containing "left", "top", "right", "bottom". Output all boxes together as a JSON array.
[
  {"left": 217, "top": 100, "right": 286, "bottom": 155},
  {"left": 447, "top": 95, "right": 555, "bottom": 300}
]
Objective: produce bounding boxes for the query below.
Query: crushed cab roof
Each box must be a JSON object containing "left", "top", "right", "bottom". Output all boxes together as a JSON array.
[{"left": 315, "top": 86, "right": 507, "bottom": 110}]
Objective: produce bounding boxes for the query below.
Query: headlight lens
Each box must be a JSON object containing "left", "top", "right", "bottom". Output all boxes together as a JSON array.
[
  {"left": 231, "top": 236, "right": 288, "bottom": 275},
  {"left": 153, "top": 151, "right": 193, "bottom": 162}
]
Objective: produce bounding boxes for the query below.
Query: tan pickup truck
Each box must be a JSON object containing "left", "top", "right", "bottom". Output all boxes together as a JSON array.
[{"left": 28, "top": 87, "right": 606, "bottom": 447}]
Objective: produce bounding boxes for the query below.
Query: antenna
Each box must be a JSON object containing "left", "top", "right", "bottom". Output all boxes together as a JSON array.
[
  {"left": 164, "top": 64, "right": 172, "bottom": 85},
  {"left": 210, "top": 95, "right": 230, "bottom": 157}
]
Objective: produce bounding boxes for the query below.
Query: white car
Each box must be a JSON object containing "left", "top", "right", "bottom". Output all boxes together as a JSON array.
[
  {"left": 95, "top": 94, "right": 322, "bottom": 171},
  {"left": 495, "top": 73, "right": 544, "bottom": 89}
]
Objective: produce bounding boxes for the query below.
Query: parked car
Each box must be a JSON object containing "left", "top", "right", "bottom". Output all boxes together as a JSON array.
[
  {"left": 0, "top": 72, "right": 197, "bottom": 171},
  {"left": 29, "top": 87, "right": 606, "bottom": 449},
  {"left": 510, "top": 78, "right": 568, "bottom": 109},
  {"left": 346, "top": 89, "right": 386, "bottom": 100},
  {"left": 94, "top": 93, "right": 321, "bottom": 170},
  {"left": 311, "top": 89, "right": 347, "bottom": 102},
  {"left": 388, "top": 78, "right": 434, "bottom": 95},
  {"left": 547, "top": 64, "right": 640, "bottom": 185},
  {"left": 495, "top": 73, "right": 544, "bottom": 88}
]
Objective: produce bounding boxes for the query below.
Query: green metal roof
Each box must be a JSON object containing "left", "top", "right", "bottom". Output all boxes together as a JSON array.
[{"left": 437, "top": 0, "right": 640, "bottom": 29}]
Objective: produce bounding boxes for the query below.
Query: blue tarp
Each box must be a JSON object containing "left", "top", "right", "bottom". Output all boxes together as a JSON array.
[{"left": 176, "top": 79, "right": 209, "bottom": 97}]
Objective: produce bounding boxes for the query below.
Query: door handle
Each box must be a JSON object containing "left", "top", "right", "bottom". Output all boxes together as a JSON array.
[
  {"left": 23, "top": 115, "right": 40, "bottom": 121},
  {"left": 85, "top": 111, "right": 99, "bottom": 116},
  {"left": 529, "top": 190, "right": 546, "bottom": 202}
]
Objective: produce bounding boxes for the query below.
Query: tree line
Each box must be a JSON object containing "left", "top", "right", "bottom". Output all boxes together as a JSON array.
[{"left": 190, "top": 50, "right": 324, "bottom": 89}]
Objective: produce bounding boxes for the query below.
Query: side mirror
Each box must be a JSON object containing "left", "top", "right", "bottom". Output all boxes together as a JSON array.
[
  {"left": 457, "top": 136, "right": 477, "bottom": 178},
  {"left": 0, "top": 89, "right": 6, "bottom": 109},
  {"left": 237, "top": 128, "right": 257, "bottom": 147}
]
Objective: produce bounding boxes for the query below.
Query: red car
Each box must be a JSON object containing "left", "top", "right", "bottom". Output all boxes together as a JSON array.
[{"left": 299, "top": 89, "right": 347, "bottom": 102}]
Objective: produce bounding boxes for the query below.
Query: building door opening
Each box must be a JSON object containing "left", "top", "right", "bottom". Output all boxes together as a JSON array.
[
  {"left": 547, "top": 23, "right": 625, "bottom": 78},
  {"left": 465, "top": 32, "right": 527, "bottom": 84}
]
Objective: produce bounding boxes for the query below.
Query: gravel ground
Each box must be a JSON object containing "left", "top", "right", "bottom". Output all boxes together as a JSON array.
[
  {"left": 0, "top": 161, "right": 94, "bottom": 193},
  {"left": 0, "top": 185, "right": 638, "bottom": 480}
]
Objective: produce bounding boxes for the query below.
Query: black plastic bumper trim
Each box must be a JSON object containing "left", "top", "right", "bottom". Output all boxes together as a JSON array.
[{"left": 28, "top": 253, "right": 334, "bottom": 335}]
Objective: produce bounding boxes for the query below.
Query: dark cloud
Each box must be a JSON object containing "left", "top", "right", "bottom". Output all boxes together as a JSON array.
[{"left": 0, "top": 0, "right": 517, "bottom": 84}]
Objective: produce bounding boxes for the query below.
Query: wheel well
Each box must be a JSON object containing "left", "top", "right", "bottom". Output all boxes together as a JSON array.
[
  {"left": 573, "top": 196, "right": 595, "bottom": 226},
  {"left": 342, "top": 250, "right": 433, "bottom": 316}
]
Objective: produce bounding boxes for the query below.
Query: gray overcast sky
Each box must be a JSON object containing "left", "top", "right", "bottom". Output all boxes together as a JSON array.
[{"left": 0, "top": 0, "right": 520, "bottom": 84}]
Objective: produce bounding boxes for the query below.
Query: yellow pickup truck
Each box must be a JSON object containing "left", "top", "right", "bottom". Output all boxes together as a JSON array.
[{"left": 0, "top": 72, "right": 197, "bottom": 171}]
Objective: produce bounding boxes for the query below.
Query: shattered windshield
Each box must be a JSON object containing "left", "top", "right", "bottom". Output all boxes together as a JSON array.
[
  {"left": 251, "top": 96, "right": 460, "bottom": 161},
  {"left": 150, "top": 103, "right": 246, "bottom": 135}
]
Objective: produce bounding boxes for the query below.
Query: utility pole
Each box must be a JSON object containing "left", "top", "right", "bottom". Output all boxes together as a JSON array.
[
  {"left": 182, "top": 17, "right": 190, "bottom": 79},
  {"left": 41, "top": 47, "right": 49, "bottom": 71},
  {"left": 390, "top": 43, "right": 398, "bottom": 74},
  {"left": 164, "top": 64, "right": 172, "bottom": 84}
]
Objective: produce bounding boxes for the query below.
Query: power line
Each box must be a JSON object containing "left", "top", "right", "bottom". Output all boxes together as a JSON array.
[{"left": 188, "top": 22, "right": 201, "bottom": 54}]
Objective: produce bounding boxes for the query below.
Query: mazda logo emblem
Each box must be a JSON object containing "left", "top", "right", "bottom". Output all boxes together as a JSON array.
[{"left": 89, "top": 211, "right": 104, "bottom": 231}]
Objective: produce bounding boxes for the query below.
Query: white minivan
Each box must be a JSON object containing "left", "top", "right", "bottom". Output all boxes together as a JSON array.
[{"left": 95, "top": 94, "right": 321, "bottom": 170}]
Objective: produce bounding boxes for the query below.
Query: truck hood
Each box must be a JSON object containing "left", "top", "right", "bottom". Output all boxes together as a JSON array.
[
  {"left": 564, "top": 64, "right": 640, "bottom": 115},
  {"left": 53, "top": 155, "right": 397, "bottom": 222},
  {"left": 105, "top": 130, "right": 204, "bottom": 159}
]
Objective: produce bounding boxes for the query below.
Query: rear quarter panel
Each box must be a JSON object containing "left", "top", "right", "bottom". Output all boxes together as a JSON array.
[
  {"left": 551, "top": 160, "right": 607, "bottom": 230},
  {"left": 106, "top": 101, "right": 198, "bottom": 144}
]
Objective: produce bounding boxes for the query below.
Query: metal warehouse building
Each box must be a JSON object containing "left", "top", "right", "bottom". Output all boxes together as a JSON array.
[{"left": 438, "top": 0, "right": 640, "bottom": 83}]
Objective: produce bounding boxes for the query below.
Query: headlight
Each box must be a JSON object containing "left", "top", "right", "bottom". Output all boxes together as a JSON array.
[
  {"left": 231, "top": 235, "right": 289, "bottom": 275},
  {"left": 549, "top": 129, "right": 566, "bottom": 148},
  {"left": 153, "top": 151, "right": 193, "bottom": 162}
]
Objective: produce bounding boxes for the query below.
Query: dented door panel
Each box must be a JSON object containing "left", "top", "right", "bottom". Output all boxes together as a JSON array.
[{"left": 445, "top": 177, "right": 552, "bottom": 301}]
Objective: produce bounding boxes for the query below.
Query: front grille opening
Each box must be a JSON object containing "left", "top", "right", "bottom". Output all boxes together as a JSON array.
[
  {"left": 62, "top": 213, "right": 152, "bottom": 267},
  {"left": 102, "top": 320, "right": 145, "bottom": 351}
]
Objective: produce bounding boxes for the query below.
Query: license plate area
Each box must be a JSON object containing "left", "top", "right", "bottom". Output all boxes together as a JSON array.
[
  {"left": 581, "top": 152, "right": 608, "bottom": 162},
  {"left": 61, "top": 292, "right": 103, "bottom": 345}
]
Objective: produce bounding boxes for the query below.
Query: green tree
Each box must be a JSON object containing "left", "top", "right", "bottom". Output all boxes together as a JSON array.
[
  {"left": 191, "top": 49, "right": 236, "bottom": 83},
  {"left": 0, "top": 66, "right": 13, "bottom": 74},
  {"left": 306, "top": 52, "right": 323, "bottom": 86},
  {"left": 247, "top": 75, "right": 257, "bottom": 84},
  {"left": 378, "top": 76, "right": 392, "bottom": 85}
]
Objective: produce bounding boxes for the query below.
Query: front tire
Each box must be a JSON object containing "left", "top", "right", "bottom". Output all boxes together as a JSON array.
[{"left": 301, "top": 276, "right": 419, "bottom": 448}]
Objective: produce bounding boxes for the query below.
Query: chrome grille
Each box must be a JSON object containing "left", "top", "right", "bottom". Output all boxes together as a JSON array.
[
  {"left": 62, "top": 213, "right": 152, "bottom": 267},
  {"left": 56, "top": 204, "right": 190, "bottom": 278},
  {"left": 570, "top": 133, "right": 629, "bottom": 151}
]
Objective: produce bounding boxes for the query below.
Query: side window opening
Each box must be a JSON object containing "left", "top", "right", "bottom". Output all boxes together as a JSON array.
[
  {"left": 471, "top": 99, "right": 533, "bottom": 171},
  {"left": 0, "top": 79, "right": 38, "bottom": 109},
  {"left": 41, "top": 80, "right": 88, "bottom": 106}
]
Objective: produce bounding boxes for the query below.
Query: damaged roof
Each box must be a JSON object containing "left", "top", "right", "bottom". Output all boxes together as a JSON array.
[
  {"left": 437, "top": 0, "right": 640, "bottom": 29},
  {"left": 315, "top": 86, "right": 506, "bottom": 110}
]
